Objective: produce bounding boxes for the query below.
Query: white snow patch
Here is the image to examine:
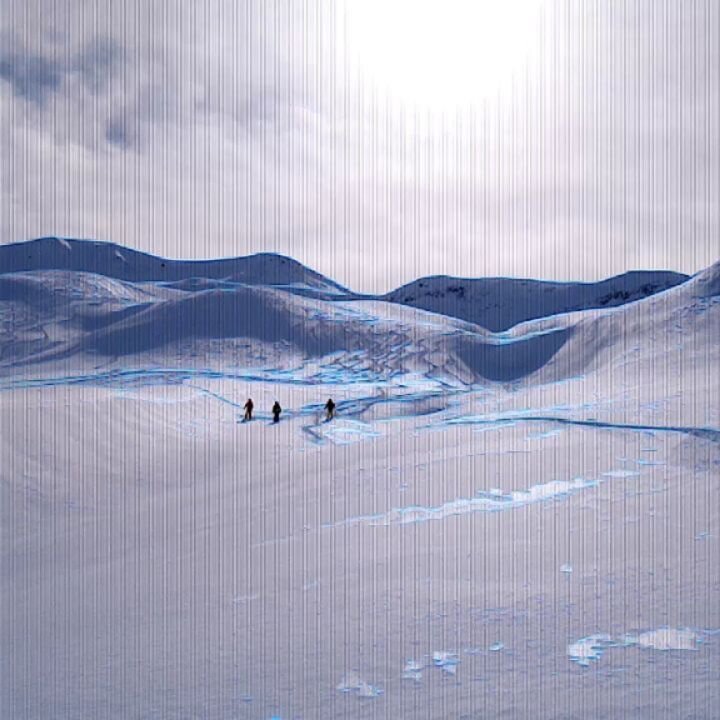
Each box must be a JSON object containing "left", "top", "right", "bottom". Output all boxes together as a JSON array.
[
  {"left": 325, "top": 476, "right": 599, "bottom": 528},
  {"left": 402, "top": 659, "right": 424, "bottom": 682},
  {"left": 568, "top": 628, "right": 702, "bottom": 667},
  {"left": 628, "top": 628, "right": 698, "bottom": 651},
  {"left": 321, "top": 419, "right": 381, "bottom": 445},
  {"left": 336, "top": 672, "right": 383, "bottom": 698},
  {"left": 433, "top": 651, "right": 460, "bottom": 675},
  {"left": 567, "top": 634, "right": 614, "bottom": 666},
  {"left": 602, "top": 469, "right": 641, "bottom": 478}
]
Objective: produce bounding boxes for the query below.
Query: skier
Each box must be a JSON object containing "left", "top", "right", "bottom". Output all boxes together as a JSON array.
[
  {"left": 272, "top": 401, "right": 282, "bottom": 423},
  {"left": 324, "top": 398, "right": 336, "bottom": 420},
  {"left": 243, "top": 398, "right": 254, "bottom": 421}
]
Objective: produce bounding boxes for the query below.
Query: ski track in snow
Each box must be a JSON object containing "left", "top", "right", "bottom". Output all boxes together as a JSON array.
[
  {"left": 435, "top": 414, "right": 720, "bottom": 442},
  {"left": 4, "top": 366, "right": 717, "bottom": 448}
]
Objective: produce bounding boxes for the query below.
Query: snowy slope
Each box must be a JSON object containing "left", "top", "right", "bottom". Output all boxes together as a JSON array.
[
  {"left": 0, "top": 267, "right": 482, "bottom": 379},
  {"left": 530, "top": 258, "right": 720, "bottom": 383},
  {"left": 0, "top": 267, "right": 594, "bottom": 384},
  {"left": 1, "top": 241, "right": 719, "bottom": 719},
  {"left": 383, "top": 270, "right": 690, "bottom": 331}
]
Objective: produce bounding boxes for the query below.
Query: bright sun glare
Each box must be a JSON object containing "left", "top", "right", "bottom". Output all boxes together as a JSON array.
[{"left": 338, "top": 0, "right": 546, "bottom": 109}]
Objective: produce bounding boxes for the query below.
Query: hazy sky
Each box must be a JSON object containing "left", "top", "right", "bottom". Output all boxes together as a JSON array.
[{"left": 1, "top": 0, "right": 718, "bottom": 292}]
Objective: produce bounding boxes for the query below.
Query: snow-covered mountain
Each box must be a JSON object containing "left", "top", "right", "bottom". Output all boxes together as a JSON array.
[
  {"left": 0, "top": 236, "right": 348, "bottom": 294},
  {"left": 0, "top": 238, "right": 715, "bottom": 387},
  {"left": 382, "top": 270, "right": 689, "bottom": 331}
]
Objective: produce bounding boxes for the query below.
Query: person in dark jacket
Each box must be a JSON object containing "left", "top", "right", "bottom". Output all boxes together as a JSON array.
[
  {"left": 272, "top": 401, "right": 282, "bottom": 423},
  {"left": 325, "top": 398, "right": 336, "bottom": 420},
  {"left": 243, "top": 398, "right": 254, "bottom": 421}
]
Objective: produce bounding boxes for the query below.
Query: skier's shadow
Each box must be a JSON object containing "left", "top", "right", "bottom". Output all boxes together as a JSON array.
[{"left": 236, "top": 414, "right": 282, "bottom": 425}]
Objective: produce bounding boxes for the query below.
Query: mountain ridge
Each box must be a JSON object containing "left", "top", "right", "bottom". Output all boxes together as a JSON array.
[
  {"left": 0, "top": 236, "right": 348, "bottom": 293},
  {"left": 382, "top": 270, "right": 690, "bottom": 331},
  {"left": 0, "top": 237, "right": 692, "bottom": 331}
]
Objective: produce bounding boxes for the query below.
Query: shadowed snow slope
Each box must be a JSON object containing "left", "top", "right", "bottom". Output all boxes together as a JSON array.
[
  {"left": 531, "top": 259, "right": 720, "bottom": 383},
  {"left": 383, "top": 270, "right": 689, "bottom": 331},
  {"left": 0, "top": 236, "right": 348, "bottom": 294}
]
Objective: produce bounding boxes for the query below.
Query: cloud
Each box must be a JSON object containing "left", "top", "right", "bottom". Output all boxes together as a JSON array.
[
  {"left": 71, "top": 36, "right": 123, "bottom": 94},
  {"left": 0, "top": 51, "right": 61, "bottom": 104},
  {"left": 104, "top": 114, "right": 133, "bottom": 148},
  {"left": 0, "top": 0, "right": 718, "bottom": 293},
  {"left": 0, "top": 30, "right": 122, "bottom": 103}
]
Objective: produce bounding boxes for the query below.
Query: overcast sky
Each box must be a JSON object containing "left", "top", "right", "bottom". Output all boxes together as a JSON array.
[{"left": 1, "top": 0, "right": 718, "bottom": 292}]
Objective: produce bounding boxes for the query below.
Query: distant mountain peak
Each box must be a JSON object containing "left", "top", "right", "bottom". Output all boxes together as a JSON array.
[
  {"left": 383, "top": 270, "right": 690, "bottom": 331},
  {"left": 0, "top": 237, "right": 347, "bottom": 292}
]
